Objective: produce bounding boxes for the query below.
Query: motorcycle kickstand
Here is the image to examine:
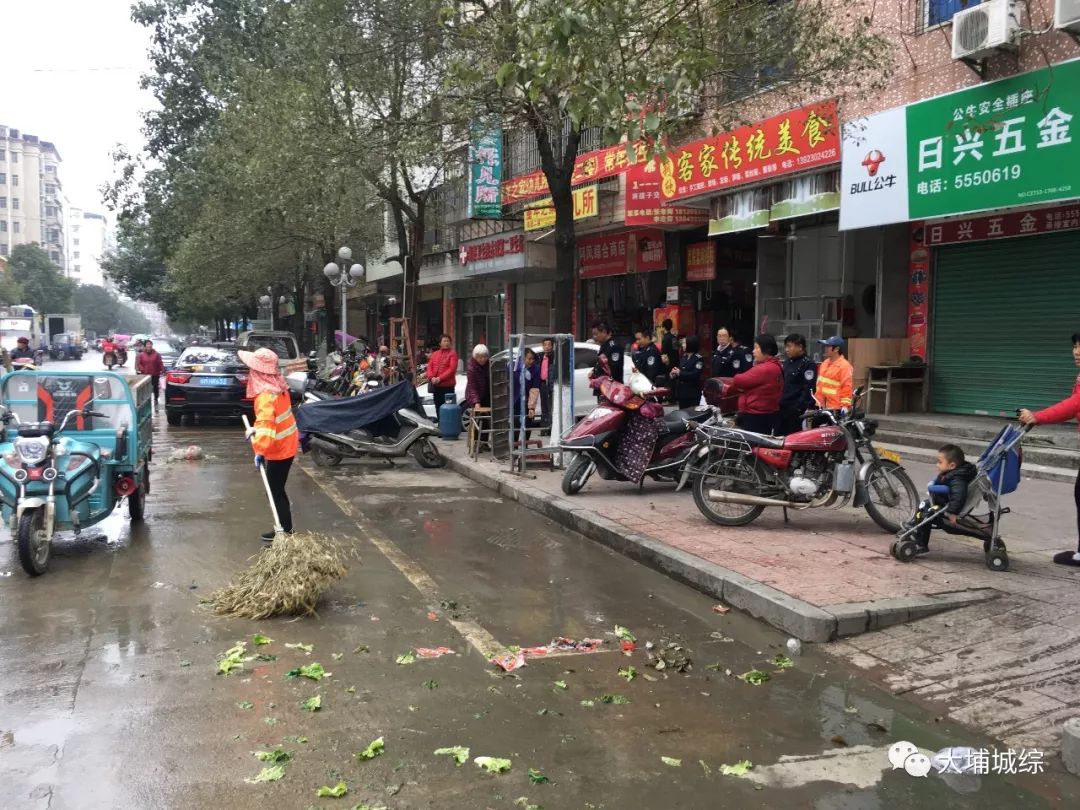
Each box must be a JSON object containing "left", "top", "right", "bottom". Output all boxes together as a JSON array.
[{"left": 783, "top": 507, "right": 790, "bottom": 524}]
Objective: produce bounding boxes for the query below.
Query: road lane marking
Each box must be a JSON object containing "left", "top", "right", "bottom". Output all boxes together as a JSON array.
[{"left": 298, "top": 463, "right": 508, "bottom": 660}]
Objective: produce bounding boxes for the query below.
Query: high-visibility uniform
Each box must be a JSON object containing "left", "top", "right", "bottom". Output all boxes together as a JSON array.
[
  {"left": 815, "top": 355, "right": 854, "bottom": 409},
  {"left": 252, "top": 391, "right": 299, "bottom": 460}
]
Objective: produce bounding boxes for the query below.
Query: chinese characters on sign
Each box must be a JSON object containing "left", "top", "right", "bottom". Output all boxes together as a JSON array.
[
  {"left": 658, "top": 101, "right": 840, "bottom": 203},
  {"left": 578, "top": 229, "right": 666, "bottom": 279},
  {"left": 907, "top": 224, "right": 929, "bottom": 360},
  {"left": 459, "top": 234, "right": 525, "bottom": 266},
  {"left": 685, "top": 241, "right": 716, "bottom": 282},
  {"left": 523, "top": 185, "right": 598, "bottom": 231},
  {"left": 468, "top": 124, "right": 503, "bottom": 219},
  {"left": 625, "top": 160, "right": 710, "bottom": 226},
  {"left": 923, "top": 202, "right": 1080, "bottom": 245},
  {"left": 503, "top": 142, "right": 646, "bottom": 204}
]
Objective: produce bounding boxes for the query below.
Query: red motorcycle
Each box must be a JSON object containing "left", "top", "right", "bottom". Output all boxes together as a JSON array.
[
  {"left": 678, "top": 387, "right": 918, "bottom": 532},
  {"left": 559, "top": 373, "right": 718, "bottom": 495}
]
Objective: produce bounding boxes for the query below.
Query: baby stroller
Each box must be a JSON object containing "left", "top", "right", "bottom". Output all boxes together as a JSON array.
[{"left": 890, "top": 422, "right": 1028, "bottom": 572}]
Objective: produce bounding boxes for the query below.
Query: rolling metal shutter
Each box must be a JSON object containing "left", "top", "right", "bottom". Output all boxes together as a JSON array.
[{"left": 930, "top": 231, "right": 1080, "bottom": 416}]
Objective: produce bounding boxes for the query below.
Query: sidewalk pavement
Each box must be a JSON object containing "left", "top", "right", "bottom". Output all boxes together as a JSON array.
[{"left": 442, "top": 440, "right": 1080, "bottom": 752}]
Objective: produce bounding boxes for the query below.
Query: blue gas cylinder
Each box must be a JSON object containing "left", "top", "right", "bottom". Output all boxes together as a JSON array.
[{"left": 438, "top": 395, "right": 462, "bottom": 439}]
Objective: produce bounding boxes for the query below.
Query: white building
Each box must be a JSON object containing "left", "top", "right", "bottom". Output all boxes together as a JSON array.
[
  {"left": 0, "top": 124, "right": 66, "bottom": 269},
  {"left": 67, "top": 210, "right": 109, "bottom": 287}
]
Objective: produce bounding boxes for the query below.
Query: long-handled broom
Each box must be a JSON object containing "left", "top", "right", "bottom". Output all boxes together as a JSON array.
[{"left": 204, "top": 416, "right": 354, "bottom": 620}]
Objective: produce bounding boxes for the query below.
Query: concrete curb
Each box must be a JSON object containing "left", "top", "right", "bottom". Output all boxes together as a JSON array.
[{"left": 446, "top": 454, "right": 1000, "bottom": 643}]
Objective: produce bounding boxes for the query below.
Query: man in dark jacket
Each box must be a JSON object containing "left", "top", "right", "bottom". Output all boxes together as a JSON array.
[
  {"left": 711, "top": 327, "right": 754, "bottom": 378},
  {"left": 909, "top": 444, "right": 979, "bottom": 554},
  {"left": 589, "top": 321, "right": 624, "bottom": 396},
  {"left": 778, "top": 333, "right": 818, "bottom": 435},
  {"left": 631, "top": 329, "right": 663, "bottom": 384}
]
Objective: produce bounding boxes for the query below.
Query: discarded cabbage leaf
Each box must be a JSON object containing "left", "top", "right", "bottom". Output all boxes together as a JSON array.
[
  {"left": 772, "top": 654, "right": 794, "bottom": 669},
  {"left": 285, "top": 642, "right": 313, "bottom": 654},
  {"left": 237, "top": 701, "right": 254, "bottom": 710},
  {"left": 553, "top": 680, "right": 567, "bottom": 690},
  {"left": 598, "top": 694, "right": 630, "bottom": 705},
  {"left": 395, "top": 651, "right": 417, "bottom": 665},
  {"left": 246, "top": 764, "right": 286, "bottom": 783},
  {"left": 286, "top": 662, "right": 328, "bottom": 681},
  {"left": 527, "top": 767, "right": 550, "bottom": 784},
  {"left": 661, "top": 756, "right": 682, "bottom": 767},
  {"left": 613, "top": 625, "right": 636, "bottom": 642},
  {"left": 353, "top": 644, "right": 370, "bottom": 654},
  {"left": 300, "top": 694, "right": 322, "bottom": 712},
  {"left": 252, "top": 633, "right": 272, "bottom": 646},
  {"left": 474, "top": 756, "right": 512, "bottom": 774},
  {"left": 720, "top": 759, "right": 753, "bottom": 776},
  {"left": 356, "top": 737, "right": 385, "bottom": 761},
  {"left": 423, "top": 679, "right": 439, "bottom": 689},
  {"left": 740, "top": 670, "right": 771, "bottom": 686},
  {"left": 316, "top": 782, "right": 348, "bottom": 797},
  {"left": 618, "top": 666, "right": 637, "bottom": 682},
  {"left": 255, "top": 654, "right": 277, "bottom": 662},
  {"left": 580, "top": 700, "right": 595, "bottom": 707},
  {"left": 253, "top": 749, "right": 291, "bottom": 763},
  {"left": 217, "top": 643, "right": 253, "bottom": 675},
  {"left": 434, "top": 745, "right": 470, "bottom": 766},
  {"left": 513, "top": 799, "right": 542, "bottom": 810}
]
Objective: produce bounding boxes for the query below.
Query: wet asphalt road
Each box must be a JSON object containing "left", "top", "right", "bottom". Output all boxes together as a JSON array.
[{"left": 1, "top": 357, "right": 1078, "bottom": 808}]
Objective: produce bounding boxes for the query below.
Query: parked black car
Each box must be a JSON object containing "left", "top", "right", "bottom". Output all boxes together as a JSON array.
[{"left": 164, "top": 346, "right": 251, "bottom": 426}]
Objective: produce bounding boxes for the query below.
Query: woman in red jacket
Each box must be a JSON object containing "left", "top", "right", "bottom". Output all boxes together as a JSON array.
[
  {"left": 1019, "top": 333, "right": 1080, "bottom": 566},
  {"left": 426, "top": 334, "right": 459, "bottom": 425},
  {"left": 723, "top": 334, "right": 784, "bottom": 435}
]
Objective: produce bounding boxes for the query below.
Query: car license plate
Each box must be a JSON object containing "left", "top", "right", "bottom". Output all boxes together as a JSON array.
[
  {"left": 879, "top": 449, "right": 902, "bottom": 463},
  {"left": 199, "top": 376, "right": 231, "bottom": 387}
]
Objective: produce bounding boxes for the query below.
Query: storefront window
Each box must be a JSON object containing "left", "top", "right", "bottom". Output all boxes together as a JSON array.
[
  {"left": 583, "top": 273, "right": 668, "bottom": 346},
  {"left": 457, "top": 294, "right": 505, "bottom": 358}
]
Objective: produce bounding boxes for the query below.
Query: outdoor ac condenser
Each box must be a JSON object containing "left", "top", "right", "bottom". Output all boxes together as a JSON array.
[
  {"left": 1055, "top": 0, "right": 1080, "bottom": 32},
  {"left": 951, "top": 0, "right": 1020, "bottom": 61}
]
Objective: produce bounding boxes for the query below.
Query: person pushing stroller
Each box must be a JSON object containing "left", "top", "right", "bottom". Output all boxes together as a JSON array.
[{"left": 906, "top": 444, "right": 985, "bottom": 556}]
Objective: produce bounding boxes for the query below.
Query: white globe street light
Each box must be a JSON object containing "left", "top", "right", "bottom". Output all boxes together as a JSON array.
[{"left": 323, "top": 248, "right": 365, "bottom": 346}]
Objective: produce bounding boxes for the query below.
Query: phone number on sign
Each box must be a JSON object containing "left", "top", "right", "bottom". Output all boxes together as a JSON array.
[{"left": 954, "top": 165, "right": 1021, "bottom": 189}]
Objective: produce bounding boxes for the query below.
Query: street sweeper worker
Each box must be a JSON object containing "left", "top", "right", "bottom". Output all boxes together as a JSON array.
[{"left": 239, "top": 347, "right": 299, "bottom": 543}]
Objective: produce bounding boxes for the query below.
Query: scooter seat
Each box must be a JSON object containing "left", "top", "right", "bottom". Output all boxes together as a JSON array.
[{"left": 663, "top": 406, "right": 711, "bottom": 434}]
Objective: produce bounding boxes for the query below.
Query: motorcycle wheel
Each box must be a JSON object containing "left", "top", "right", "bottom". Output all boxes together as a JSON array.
[
  {"left": 561, "top": 455, "right": 594, "bottom": 496},
  {"left": 16, "top": 507, "right": 51, "bottom": 577},
  {"left": 863, "top": 459, "right": 919, "bottom": 534},
  {"left": 411, "top": 438, "right": 446, "bottom": 468},
  {"left": 692, "top": 455, "right": 766, "bottom": 527},
  {"left": 129, "top": 474, "right": 147, "bottom": 521},
  {"left": 311, "top": 445, "right": 344, "bottom": 467}
]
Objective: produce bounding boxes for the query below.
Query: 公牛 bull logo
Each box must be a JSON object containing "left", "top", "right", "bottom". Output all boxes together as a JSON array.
[{"left": 862, "top": 149, "right": 886, "bottom": 177}]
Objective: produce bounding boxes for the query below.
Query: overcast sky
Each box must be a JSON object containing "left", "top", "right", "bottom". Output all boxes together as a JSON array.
[{"left": 4, "top": 0, "right": 157, "bottom": 215}]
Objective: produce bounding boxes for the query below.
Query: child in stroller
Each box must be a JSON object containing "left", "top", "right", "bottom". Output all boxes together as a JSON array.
[{"left": 904, "top": 445, "right": 988, "bottom": 556}]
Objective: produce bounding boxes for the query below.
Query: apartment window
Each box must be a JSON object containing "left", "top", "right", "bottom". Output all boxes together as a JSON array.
[
  {"left": 920, "top": 0, "right": 980, "bottom": 32},
  {"left": 0, "top": 197, "right": 5, "bottom": 208},
  {"left": 1, "top": 244, "right": 8, "bottom": 256},
  {"left": 73, "top": 237, "right": 80, "bottom": 246},
  {"left": 45, "top": 164, "right": 55, "bottom": 173},
  {"left": 0, "top": 221, "right": 5, "bottom": 232},
  {"left": 9, "top": 153, "right": 17, "bottom": 162},
  {"left": 45, "top": 184, "right": 56, "bottom": 196},
  {"left": 11, "top": 198, "right": 18, "bottom": 210},
  {"left": 45, "top": 205, "right": 56, "bottom": 217},
  {"left": 74, "top": 264, "right": 81, "bottom": 272},
  {"left": 0, "top": 173, "right": 5, "bottom": 184},
  {"left": 11, "top": 174, "right": 17, "bottom": 187},
  {"left": 49, "top": 251, "right": 60, "bottom": 263},
  {"left": 12, "top": 222, "right": 19, "bottom": 234},
  {"left": 73, "top": 251, "right": 79, "bottom": 259},
  {"left": 48, "top": 229, "right": 60, "bottom": 243}
]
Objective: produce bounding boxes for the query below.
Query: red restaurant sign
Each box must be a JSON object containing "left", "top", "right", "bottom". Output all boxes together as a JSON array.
[
  {"left": 685, "top": 241, "right": 716, "bottom": 282},
  {"left": 626, "top": 161, "right": 709, "bottom": 227},
  {"left": 503, "top": 142, "right": 647, "bottom": 204},
  {"left": 578, "top": 229, "right": 666, "bottom": 279},
  {"left": 658, "top": 100, "right": 840, "bottom": 204},
  {"left": 924, "top": 203, "right": 1080, "bottom": 246}
]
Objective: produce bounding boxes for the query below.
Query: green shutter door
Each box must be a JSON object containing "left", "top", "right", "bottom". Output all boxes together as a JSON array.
[{"left": 931, "top": 231, "right": 1080, "bottom": 416}]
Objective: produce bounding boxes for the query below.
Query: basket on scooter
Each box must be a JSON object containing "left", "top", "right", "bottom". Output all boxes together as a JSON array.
[{"left": 891, "top": 423, "right": 1026, "bottom": 572}]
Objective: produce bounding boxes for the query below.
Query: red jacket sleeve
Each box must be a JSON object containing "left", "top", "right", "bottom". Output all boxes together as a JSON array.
[
  {"left": 445, "top": 351, "right": 459, "bottom": 385},
  {"left": 1034, "top": 383, "right": 1080, "bottom": 425},
  {"left": 725, "top": 362, "right": 768, "bottom": 394}
]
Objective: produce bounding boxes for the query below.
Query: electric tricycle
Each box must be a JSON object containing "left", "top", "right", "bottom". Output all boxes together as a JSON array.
[{"left": 0, "top": 371, "right": 153, "bottom": 576}]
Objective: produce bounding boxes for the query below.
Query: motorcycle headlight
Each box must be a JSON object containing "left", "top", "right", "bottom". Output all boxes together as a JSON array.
[{"left": 15, "top": 437, "right": 50, "bottom": 464}]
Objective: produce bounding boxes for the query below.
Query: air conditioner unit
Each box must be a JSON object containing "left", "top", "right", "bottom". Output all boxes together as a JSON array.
[
  {"left": 1055, "top": 0, "right": 1080, "bottom": 32},
  {"left": 952, "top": 0, "right": 1019, "bottom": 61}
]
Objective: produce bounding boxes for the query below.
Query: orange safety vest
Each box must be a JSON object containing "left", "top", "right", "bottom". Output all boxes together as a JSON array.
[
  {"left": 252, "top": 391, "right": 299, "bottom": 460},
  {"left": 815, "top": 355, "right": 854, "bottom": 409}
]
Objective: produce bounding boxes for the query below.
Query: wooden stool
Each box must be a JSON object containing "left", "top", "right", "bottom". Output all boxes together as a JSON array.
[{"left": 467, "top": 406, "right": 492, "bottom": 459}]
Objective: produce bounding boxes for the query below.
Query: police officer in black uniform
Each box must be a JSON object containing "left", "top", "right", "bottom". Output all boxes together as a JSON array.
[
  {"left": 778, "top": 333, "right": 818, "bottom": 435},
  {"left": 671, "top": 335, "right": 705, "bottom": 409},
  {"left": 631, "top": 328, "right": 663, "bottom": 384},
  {"left": 589, "top": 321, "right": 624, "bottom": 396},
  {"left": 711, "top": 327, "right": 754, "bottom": 378}
]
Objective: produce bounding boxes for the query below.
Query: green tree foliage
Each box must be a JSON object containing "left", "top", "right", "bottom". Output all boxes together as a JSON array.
[
  {"left": 446, "top": 0, "right": 891, "bottom": 328},
  {"left": 0, "top": 271, "right": 23, "bottom": 306},
  {"left": 73, "top": 285, "right": 152, "bottom": 336},
  {"left": 7, "top": 245, "right": 74, "bottom": 313}
]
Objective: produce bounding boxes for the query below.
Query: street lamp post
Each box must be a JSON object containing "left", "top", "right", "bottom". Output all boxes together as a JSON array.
[{"left": 323, "top": 246, "right": 365, "bottom": 348}]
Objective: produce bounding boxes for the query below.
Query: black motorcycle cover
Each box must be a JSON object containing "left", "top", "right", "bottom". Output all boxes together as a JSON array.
[{"left": 295, "top": 380, "right": 423, "bottom": 434}]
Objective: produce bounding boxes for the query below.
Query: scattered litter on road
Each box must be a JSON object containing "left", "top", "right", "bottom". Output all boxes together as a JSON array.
[
  {"left": 423, "top": 679, "right": 438, "bottom": 689},
  {"left": 286, "top": 662, "right": 328, "bottom": 680},
  {"left": 285, "top": 642, "right": 313, "bottom": 653},
  {"left": 427, "top": 611, "right": 439, "bottom": 621},
  {"left": 253, "top": 749, "right": 291, "bottom": 763},
  {"left": 385, "top": 782, "right": 403, "bottom": 796},
  {"left": 151, "top": 581, "right": 165, "bottom": 589},
  {"left": 720, "top": 760, "right": 753, "bottom": 776},
  {"left": 647, "top": 640, "right": 692, "bottom": 673},
  {"left": 356, "top": 737, "right": 385, "bottom": 761},
  {"left": 709, "top": 632, "right": 734, "bottom": 642},
  {"left": 772, "top": 654, "right": 794, "bottom": 670},
  {"left": 699, "top": 760, "right": 712, "bottom": 776},
  {"left": 252, "top": 633, "right": 272, "bottom": 646},
  {"left": 712, "top": 604, "right": 731, "bottom": 615},
  {"left": 527, "top": 767, "right": 550, "bottom": 784},
  {"left": 245, "top": 764, "right": 285, "bottom": 783},
  {"left": 580, "top": 699, "right": 595, "bottom": 707},
  {"left": 513, "top": 798, "right": 541, "bottom": 810},
  {"left": 618, "top": 666, "right": 637, "bottom": 682},
  {"left": 433, "top": 746, "right": 470, "bottom": 765},
  {"left": 830, "top": 735, "right": 848, "bottom": 747},
  {"left": 613, "top": 625, "right": 636, "bottom": 642},
  {"left": 492, "top": 651, "right": 526, "bottom": 672},
  {"left": 474, "top": 756, "right": 512, "bottom": 774},
  {"left": 217, "top": 642, "right": 253, "bottom": 675},
  {"left": 315, "top": 782, "right": 348, "bottom": 798},
  {"left": 353, "top": 644, "right": 370, "bottom": 654},
  {"left": 598, "top": 694, "right": 630, "bottom": 705},
  {"left": 395, "top": 652, "right": 417, "bottom": 665},
  {"left": 740, "top": 670, "right": 770, "bottom": 686},
  {"left": 661, "top": 756, "right": 682, "bottom": 767},
  {"left": 167, "top": 445, "right": 216, "bottom": 462},
  {"left": 415, "top": 647, "right": 456, "bottom": 658},
  {"left": 553, "top": 680, "right": 567, "bottom": 690},
  {"left": 299, "top": 694, "right": 322, "bottom": 712},
  {"left": 331, "top": 652, "right": 344, "bottom": 660},
  {"left": 179, "top": 660, "right": 192, "bottom": 668},
  {"left": 786, "top": 638, "right": 802, "bottom": 657},
  {"left": 237, "top": 701, "right": 254, "bottom": 710}
]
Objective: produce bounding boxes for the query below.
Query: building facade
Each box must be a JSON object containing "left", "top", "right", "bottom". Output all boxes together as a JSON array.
[
  {"left": 67, "top": 210, "right": 110, "bottom": 287},
  {"left": 0, "top": 125, "right": 66, "bottom": 269}
]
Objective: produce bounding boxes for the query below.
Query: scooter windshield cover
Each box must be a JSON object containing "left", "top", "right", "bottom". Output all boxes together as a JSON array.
[{"left": 294, "top": 380, "right": 421, "bottom": 434}]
